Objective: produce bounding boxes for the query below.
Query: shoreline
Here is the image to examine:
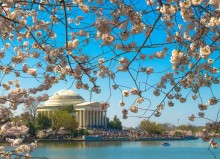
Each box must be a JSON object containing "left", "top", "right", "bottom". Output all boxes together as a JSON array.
[{"left": 0, "top": 136, "right": 199, "bottom": 143}]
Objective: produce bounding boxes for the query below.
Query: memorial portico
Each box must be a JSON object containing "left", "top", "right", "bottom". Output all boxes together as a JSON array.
[
  {"left": 37, "top": 90, "right": 107, "bottom": 129},
  {"left": 75, "top": 102, "right": 107, "bottom": 129}
]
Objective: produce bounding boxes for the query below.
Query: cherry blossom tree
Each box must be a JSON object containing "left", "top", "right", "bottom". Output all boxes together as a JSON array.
[{"left": 0, "top": 0, "right": 219, "bottom": 158}]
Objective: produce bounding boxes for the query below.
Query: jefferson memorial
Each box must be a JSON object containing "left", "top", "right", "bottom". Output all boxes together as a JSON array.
[{"left": 37, "top": 90, "right": 107, "bottom": 129}]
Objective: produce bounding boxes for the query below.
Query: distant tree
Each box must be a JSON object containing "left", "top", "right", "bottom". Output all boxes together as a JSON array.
[
  {"left": 177, "top": 124, "right": 202, "bottom": 133},
  {"left": 139, "top": 120, "right": 164, "bottom": 135},
  {"left": 36, "top": 115, "right": 52, "bottom": 130},
  {"left": 59, "top": 105, "right": 75, "bottom": 115},
  {"left": 107, "top": 117, "right": 111, "bottom": 128},
  {"left": 196, "top": 126, "right": 205, "bottom": 132},
  {"left": 174, "top": 131, "right": 183, "bottom": 137},
  {"left": 12, "top": 112, "right": 38, "bottom": 138},
  {"left": 0, "top": 107, "right": 12, "bottom": 125},
  {"left": 159, "top": 123, "right": 176, "bottom": 131},
  {"left": 12, "top": 112, "right": 32, "bottom": 125},
  {"left": 52, "top": 110, "right": 78, "bottom": 131},
  {"left": 107, "top": 115, "right": 122, "bottom": 130},
  {"left": 27, "top": 122, "right": 36, "bottom": 137},
  {"left": 112, "top": 115, "right": 122, "bottom": 130},
  {"left": 25, "top": 101, "right": 38, "bottom": 123}
]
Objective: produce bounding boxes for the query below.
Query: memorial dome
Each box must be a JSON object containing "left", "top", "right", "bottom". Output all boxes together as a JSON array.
[
  {"left": 43, "top": 90, "right": 84, "bottom": 107},
  {"left": 50, "top": 90, "right": 84, "bottom": 100}
]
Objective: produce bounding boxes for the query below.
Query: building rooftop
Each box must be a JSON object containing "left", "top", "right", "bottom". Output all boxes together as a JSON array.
[
  {"left": 49, "top": 90, "right": 84, "bottom": 100},
  {"left": 76, "top": 101, "right": 99, "bottom": 106},
  {"left": 40, "top": 90, "right": 84, "bottom": 107}
]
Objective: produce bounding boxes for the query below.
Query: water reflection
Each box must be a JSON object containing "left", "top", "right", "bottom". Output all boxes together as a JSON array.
[
  {"left": 139, "top": 141, "right": 161, "bottom": 146},
  {"left": 1, "top": 139, "right": 209, "bottom": 148},
  {"left": 0, "top": 139, "right": 210, "bottom": 149},
  {"left": 1, "top": 140, "right": 219, "bottom": 159},
  {"left": 139, "top": 139, "right": 210, "bottom": 148},
  {"left": 37, "top": 141, "right": 124, "bottom": 148}
]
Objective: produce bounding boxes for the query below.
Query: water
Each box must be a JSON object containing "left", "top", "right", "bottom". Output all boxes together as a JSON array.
[{"left": 3, "top": 139, "right": 220, "bottom": 159}]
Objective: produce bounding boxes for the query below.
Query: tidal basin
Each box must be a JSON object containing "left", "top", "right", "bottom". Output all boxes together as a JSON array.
[{"left": 28, "top": 139, "right": 220, "bottom": 159}]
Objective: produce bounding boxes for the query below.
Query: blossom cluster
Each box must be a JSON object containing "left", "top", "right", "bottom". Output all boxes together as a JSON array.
[
  {"left": 0, "top": 0, "right": 219, "bottom": 156},
  {"left": 0, "top": 121, "right": 28, "bottom": 136},
  {"left": 117, "top": 57, "right": 130, "bottom": 71}
]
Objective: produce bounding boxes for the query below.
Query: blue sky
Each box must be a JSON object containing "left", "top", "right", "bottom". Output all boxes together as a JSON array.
[{"left": 1, "top": 0, "right": 220, "bottom": 128}]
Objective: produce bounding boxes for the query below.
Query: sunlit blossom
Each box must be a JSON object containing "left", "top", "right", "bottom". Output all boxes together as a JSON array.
[
  {"left": 122, "top": 90, "right": 129, "bottom": 97},
  {"left": 130, "top": 105, "right": 138, "bottom": 113},
  {"left": 188, "top": 114, "right": 195, "bottom": 121},
  {"left": 102, "top": 34, "right": 115, "bottom": 45},
  {"left": 136, "top": 97, "right": 144, "bottom": 104},
  {"left": 200, "top": 45, "right": 211, "bottom": 59}
]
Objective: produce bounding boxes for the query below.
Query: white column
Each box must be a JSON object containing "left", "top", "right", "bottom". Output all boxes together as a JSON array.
[
  {"left": 89, "top": 110, "right": 92, "bottom": 128},
  {"left": 101, "top": 111, "right": 104, "bottom": 128},
  {"left": 98, "top": 111, "right": 100, "bottom": 127},
  {"left": 90, "top": 110, "right": 93, "bottom": 128},
  {"left": 95, "top": 110, "right": 98, "bottom": 127},
  {"left": 83, "top": 110, "right": 86, "bottom": 129},
  {"left": 87, "top": 110, "right": 89, "bottom": 128},
  {"left": 75, "top": 111, "right": 78, "bottom": 123},
  {"left": 86, "top": 110, "right": 88, "bottom": 128},
  {"left": 99, "top": 111, "right": 102, "bottom": 127},
  {"left": 79, "top": 110, "right": 82, "bottom": 128},
  {"left": 100, "top": 111, "right": 103, "bottom": 127},
  {"left": 80, "top": 110, "right": 83, "bottom": 128},
  {"left": 85, "top": 110, "right": 88, "bottom": 128},
  {"left": 82, "top": 110, "right": 84, "bottom": 128},
  {"left": 104, "top": 111, "right": 107, "bottom": 128},
  {"left": 96, "top": 110, "right": 99, "bottom": 127},
  {"left": 93, "top": 110, "right": 96, "bottom": 127},
  {"left": 96, "top": 111, "right": 99, "bottom": 128}
]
